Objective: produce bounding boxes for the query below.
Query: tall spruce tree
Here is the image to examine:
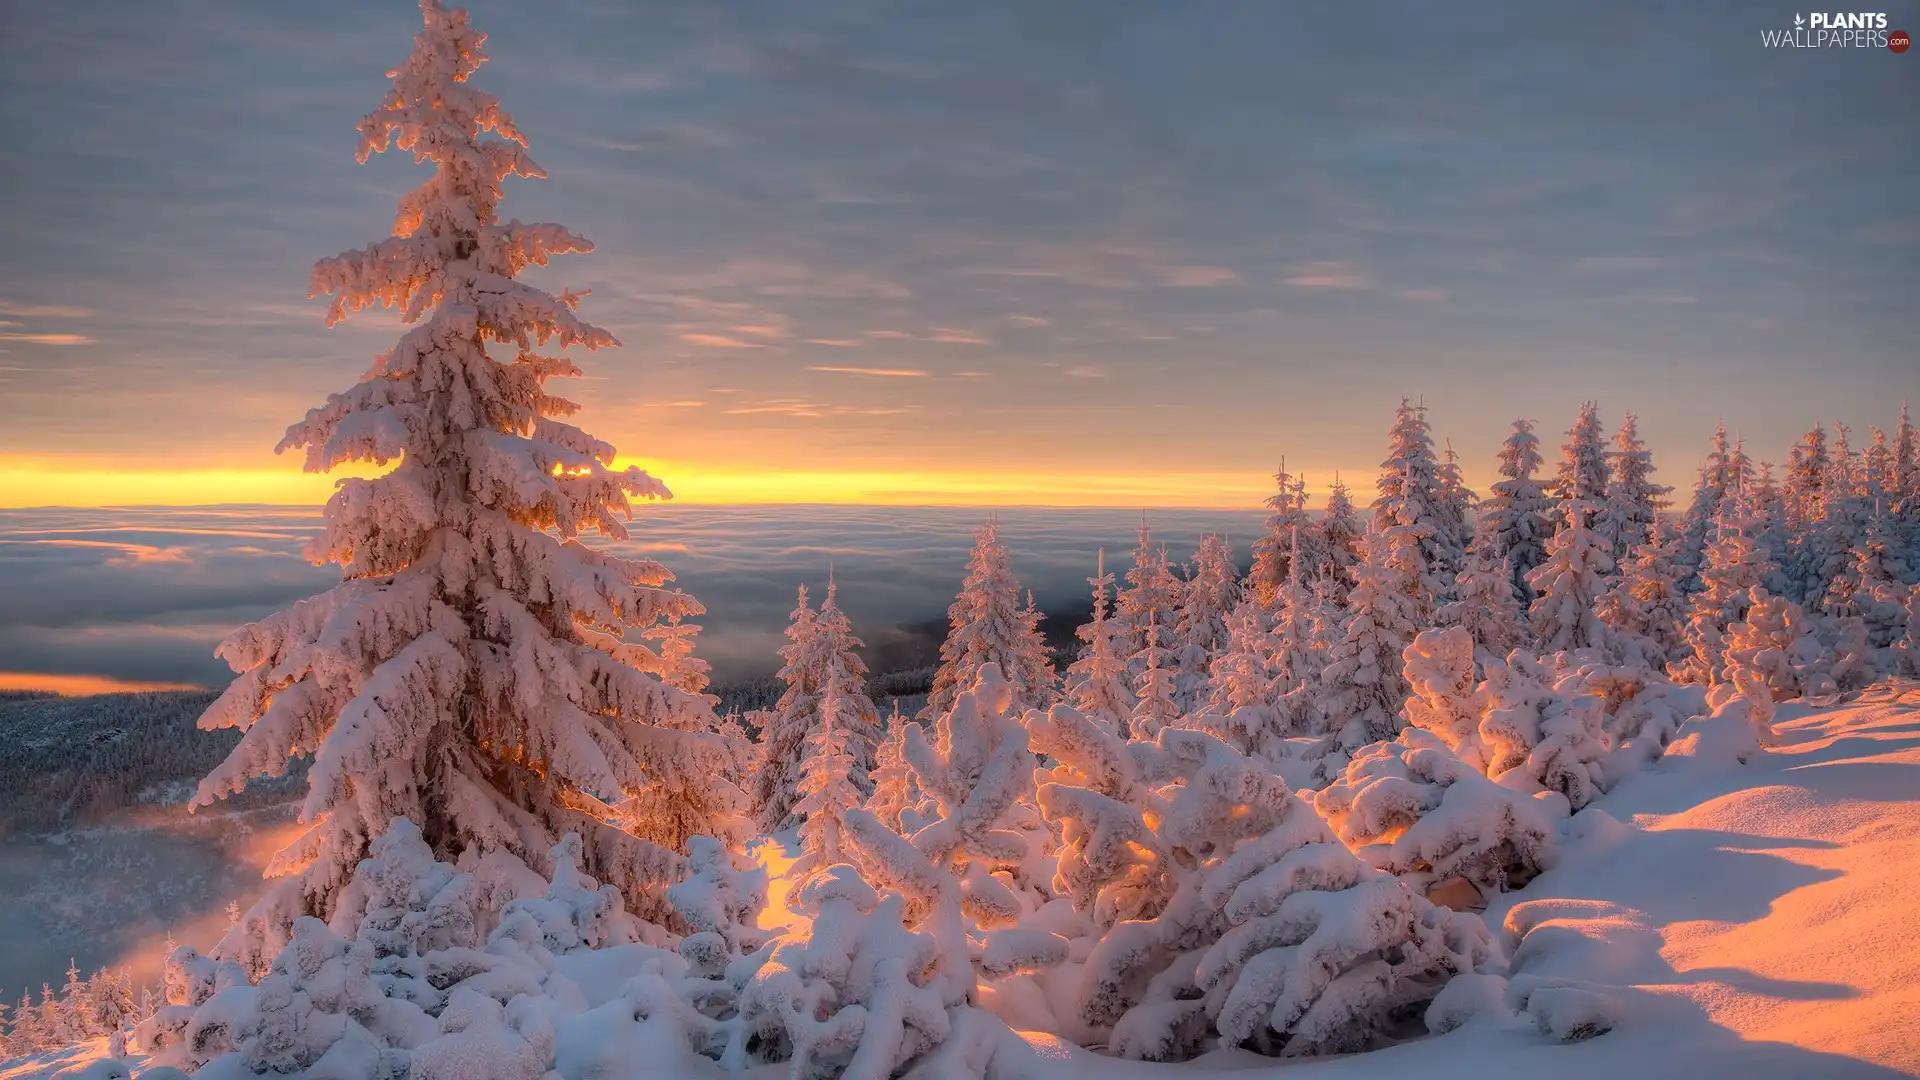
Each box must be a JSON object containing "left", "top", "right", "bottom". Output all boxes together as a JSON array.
[
  {"left": 1481, "top": 418, "right": 1554, "bottom": 603},
  {"left": 927, "top": 520, "right": 1056, "bottom": 714},
  {"left": 189, "top": 0, "right": 740, "bottom": 970},
  {"left": 1595, "top": 413, "right": 1671, "bottom": 560}
]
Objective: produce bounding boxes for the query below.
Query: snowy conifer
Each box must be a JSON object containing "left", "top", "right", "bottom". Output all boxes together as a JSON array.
[
  {"left": 1481, "top": 419, "right": 1554, "bottom": 603},
  {"left": 1596, "top": 518, "right": 1689, "bottom": 668},
  {"left": 1320, "top": 477, "right": 1366, "bottom": 605},
  {"left": 1594, "top": 413, "right": 1670, "bottom": 560},
  {"left": 791, "top": 680, "right": 868, "bottom": 877},
  {"left": 1401, "top": 627, "right": 1488, "bottom": 770},
  {"left": 1724, "top": 588, "right": 1836, "bottom": 701},
  {"left": 753, "top": 580, "right": 881, "bottom": 832},
  {"left": 1174, "top": 532, "right": 1240, "bottom": 707},
  {"left": 1130, "top": 614, "right": 1183, "bottom": 740},
  {"left": 1063, "top": 550, "right": 1136, "bottom": 733},
  {"left": 1552, "top": 401, "right": 1611, "bottom": 524},
  {"left": 1249, "top": 463, "right": 1325, "bottom": 606},
  {"left": 1198, "top": 594, "right": 1284, "bottom": 752},
  {"left": 1677, "top": 421, "right": 1738, "bottom": 592},
  {"left": 927, "top": 520, "right": 1057, "bottom": 714},
  {"left": 1477, "top": 651, "right": 1611, "bottom": 811},
  {"left": 1826, "top": 510, "right": 1910, "bottom": 647},
  {"left": 1526, "top": 498, "right": 1615, "bottom": 655},
  {"left": 191, "top": 0, "right": 744, "bottom": 970},
  {"left": 1441, "top": 516, "right": 1525, "bottom": 664},
  {"left": 751, "top": 585, "right": 818, "bottom": 832},
  {"left": 1672, "top": 488, "right": 1778, "bottom": 686},
  {"left": 1114, "top": 521, "right": 1184, "bottom": 668},
  {"left": 1314, "top": 729, "right": 1554, "bottom": 897},
  {"left": 1317, "top": 516, "right": 1423, "bottom": 750},
  {"left": 1374, "top": 397, "right": 1466, "bottom": 587}
]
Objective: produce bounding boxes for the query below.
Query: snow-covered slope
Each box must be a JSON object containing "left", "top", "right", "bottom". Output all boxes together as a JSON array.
[
  {"left": 6, "top": 687, "right": 1916, "bottom": 1079},
  {"left": 917, "top": 686, "right": 1920, "bottom": 1080}
]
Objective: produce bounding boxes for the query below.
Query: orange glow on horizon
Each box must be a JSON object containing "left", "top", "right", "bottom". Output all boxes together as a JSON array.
[
  {"left": 0, "top": 455, "right": 1279, "bottom": 510},
  {"left": 0, "top": 670, "right": 209, "bottom": 696}
]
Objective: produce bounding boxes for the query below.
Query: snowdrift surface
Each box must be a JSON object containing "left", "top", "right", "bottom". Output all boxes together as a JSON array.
[
  {"left": 963, "top": 688, "right": 1920, "bottom": 1080},
  {"left": 5, "top": 689, "right": 1919, "bottom": 1080}
]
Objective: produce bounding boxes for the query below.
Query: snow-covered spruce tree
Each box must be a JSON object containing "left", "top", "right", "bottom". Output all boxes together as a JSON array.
[
  {"left": 1195, "top": 593, "right": 1285, "bottom": 757},
  {"left": 1055, "top": 732, "right": 1494, "bottom": 1060},
  {"left": 1676, "top": 421, "right": 1739, "bottom": 593},
  {"left": 751, "top": 586, "right": 817, "bottom": 832},
  {"left": 1129, "top": 613, "right": 1184, "bottom": 740},
  {"left": 1594, "top": 413, "right": 1670, "bottom": 561},
  {"left": 1269, "top": 526, "right": 1334, "bottom": 693},
  {"left": 1313, "top": 728, "right": 1555, "bottom": 900},
  {"left": 1526, "top": 498, "right": 1615, "bottom": 655},
  {"left": 1401, "top": 627, "right": 1488, "bottom": 771},
  {"left": 1785, "top": 422, "right": 1831, "bottom": 533},
  {"left": 1723, "top": 587, "right": 1836, "bottom": 701},
  {"left": 1316, "top": 515, "right": 1423, "bottom": 751},
  {"left": 1551, "top": 401, "right": 1611, "bottom": 530},
  {"left": 841, "top": 665, "right": 1066, "bottom": 1004},
  {"left": 1554, "top": 662, "right": 1699, "bottom": 771},
  {"left": 1477, "top": 651, "right": 1610, "bottom": 811},
  {"left": 1114, "top": 521, "right": 1184, "bottom": 673},
  {"left": 1482, "top": 419, "right": 1554, "bottom": 604},
  {"left": 1894, "top": 403, "right": 1917, "bottom": 514},
  {"left": 1671, "top": 488, "right": 1777, "bottom": 687},
  {"left": 1062, "top": 550, "right": 1135, "bottom": 733},
  {"left": 1826, "top": 510, "right": 1911, "bottom": 648},
  {"left": 927, "top": 520, "right": 1057, "bottom": 715},
  {"left": 1249, "top": 463, "right": 1325, "bottom": 607},
  {"left": 1374, "top": 397, "right": 1466, "bottom": 587},
  {"left": 668, "top": 833, "right": 770, "bottom": 988},
  {"left": 1595, "top": 517, "right": 1689, "bottom": 669},
  {"left": 190, "top": 0, "right": 742, "bottom": 971},
  {"left": 1896, "top": 583, "right": 1920, "bottom": 677},
  {"left": 733, "top": 866, "right": 960, "bottom": 1080},
  {"left": 1173, "top": 532, "right": 1240, "bottom": 710},
  {"left": 1440, "top": 515, "right": 1524, "bottom": 664},
  {"left": 752, "top": 580, "right": 882, "bottom": 833},
  {"left": 1437, "top": 441, "right": 1477, "bottom": 570},
  {"left": 1319, "top": 477, "right": 1366, "bottom": 605},
  {"left": 861, "top": 717, "right": 925, "bottom": 833},
  {"left": 790, "top": 680, "right": 869, "bottom": 878}
]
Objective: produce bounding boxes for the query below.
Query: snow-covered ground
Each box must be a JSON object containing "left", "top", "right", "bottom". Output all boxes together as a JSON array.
[{"left": 7, "top": 686, "right": 1915, "bottom": 1080}]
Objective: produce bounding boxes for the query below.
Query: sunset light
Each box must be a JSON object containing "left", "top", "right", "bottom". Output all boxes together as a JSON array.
[{"left": 0, "top": 1, "right": 1914, "bottom": 1076}]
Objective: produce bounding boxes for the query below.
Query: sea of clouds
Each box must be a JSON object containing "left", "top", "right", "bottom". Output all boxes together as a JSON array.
[{"left": 0, "top": 504, "right": 1268, "bottom": 690}]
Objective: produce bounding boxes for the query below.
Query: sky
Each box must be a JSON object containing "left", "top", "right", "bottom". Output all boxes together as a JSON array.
[{"left": 0, "top": 0, "right": 1916, "bottom": 510}]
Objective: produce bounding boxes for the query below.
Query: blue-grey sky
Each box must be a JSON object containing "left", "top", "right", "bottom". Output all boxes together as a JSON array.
[{"left": 0, "top": 0, "right": 1915, "bottom": 507}]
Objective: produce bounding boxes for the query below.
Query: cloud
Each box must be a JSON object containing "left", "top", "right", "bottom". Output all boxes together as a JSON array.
[
  {"left": 927, "top": 329, "right": 988, "bottom": 345},
  {"left": 1003, "top": 315, "right": 1050, "bottom": 327},
  {"left": 1282, "top": 262, "right": 1369, "bottom": 290},
  {"left": 808, "top": 365, "right": 929, "bottom": 378},
  {"left": 722, "top": 399, "right": 920, "bottom": 418},
  {"left": 0, "top": 505, "right": 1270, "bottom": 686},
  {"left": 1572, "top": 256, "right": 1664, "bottom": 274},
  {"left": 1160, "top": 266, "right": 1241, "bottom": 288},
  {"left": 0, "top": 332, "right": 93, "bottom": 345},
  {"left": 678, "top": 332, "right": 769, "bottom": 349},
  {"left": 1065, "top": 365, "right": 1107, "bottom": 378},
  {"left": 0, "top": 301, "right": 91, "bottom": 318},
  {"left": 805, "top": 338, "right": 865, "bottom": 347},
  {"left": 863, "top": 330, "right": 913, "bottom": 340},
  {"left": 1397, "top": 288, "right": 1448, "bottom": 301}
]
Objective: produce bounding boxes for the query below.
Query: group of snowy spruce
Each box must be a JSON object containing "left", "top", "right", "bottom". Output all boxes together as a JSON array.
[{"left": 21, "top": 1, "right": 1920, "bottom": 1077}]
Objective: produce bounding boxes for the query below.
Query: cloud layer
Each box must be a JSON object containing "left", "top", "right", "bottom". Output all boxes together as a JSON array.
[{"left": 0, "top": 504, "right": 1266, "bottom": 689}]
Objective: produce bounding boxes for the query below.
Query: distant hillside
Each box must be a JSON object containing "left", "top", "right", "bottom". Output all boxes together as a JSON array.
[{"left": 0, "top": 689, "right": 301, "bottom": 838}]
